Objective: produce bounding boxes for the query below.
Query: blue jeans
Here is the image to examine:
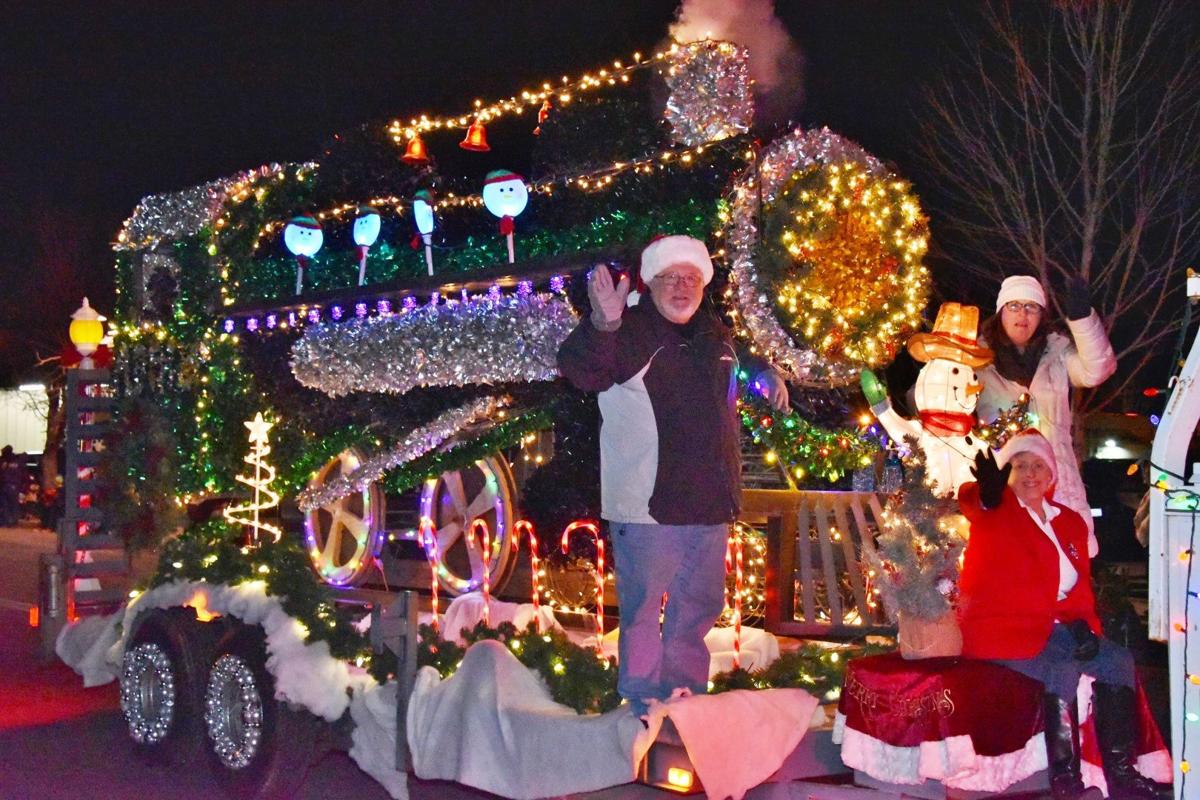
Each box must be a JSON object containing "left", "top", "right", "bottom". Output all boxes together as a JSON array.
[
  {"left": 610, "top": 521, "right": 729, "bottom": 715},
  {"left": 992, "top": 622, "right": 1136, "bottom": 698}
]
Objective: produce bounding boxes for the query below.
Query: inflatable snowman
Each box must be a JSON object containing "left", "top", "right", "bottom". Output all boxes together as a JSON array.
[{"left": 861, "top": 303, "right": 994, "bottom": 497}]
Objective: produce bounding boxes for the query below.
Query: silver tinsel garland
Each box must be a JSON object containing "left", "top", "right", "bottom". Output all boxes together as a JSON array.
[
  {"left": 725, "top": 127, "right": 884, "bottom": 387},
  {"left": 114, "top": 162, "right": 310, "bottom": 252},
  {"left": 290, "top": 290, "right": 578, "bottom": 398},
  {"left": 296, "top": 395, "right": 507, "bottom": 513},
  {"left": 664, "top": 40, "right": 754, "bottom": 147}
]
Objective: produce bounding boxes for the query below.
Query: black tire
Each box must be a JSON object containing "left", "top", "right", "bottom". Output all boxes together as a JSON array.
[
  {"left": 204, "top": 624, "right": 322, "bottom": 800},
  {"left": 120, "top": 607, "right": 219, "bottom": 765}
]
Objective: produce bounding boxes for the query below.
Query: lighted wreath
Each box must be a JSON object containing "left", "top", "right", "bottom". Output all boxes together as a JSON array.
[
  {"left": 725, "top": 127, "right": 932, "bottom": 387},
  {"left": 760, "top": 161, "right": 929, "bottom": 368}
]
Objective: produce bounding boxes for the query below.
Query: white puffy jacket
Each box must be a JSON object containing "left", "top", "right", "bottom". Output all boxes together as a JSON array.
[{"left": 978, "top": 311, "right": 1116, "bottom": 556}]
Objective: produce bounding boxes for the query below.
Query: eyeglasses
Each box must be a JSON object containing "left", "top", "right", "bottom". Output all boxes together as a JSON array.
[
  {"left": 1003, "top": 301, "right": 1043, "bottom": 315},
  {"left": 654, "top": 273, "right": 702, "bottom": 288}
]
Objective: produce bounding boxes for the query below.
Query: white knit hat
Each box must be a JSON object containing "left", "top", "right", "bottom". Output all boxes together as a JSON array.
[
  {"left": 996, "top": 275, "right": 1047, "bottom": 312},
  {"left": 997, "top": 429, "right": 1056, "bottom": 487}
]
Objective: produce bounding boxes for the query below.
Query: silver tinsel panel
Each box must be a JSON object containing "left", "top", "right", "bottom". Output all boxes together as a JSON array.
[
  {"left": 664, "top": 40, "right": 754, "bottom": 146},
  {"left": 114, "top": 162, "right": 308, "bottom": 252},
  {"left": 296, "top": 395, "right": 506, "bottom": 512},
  {"left": 290, "top": 291, "right": 579, "bottom": 397},
  {"left": 725, "top": 127, "right": 884, "bottom": 387}
]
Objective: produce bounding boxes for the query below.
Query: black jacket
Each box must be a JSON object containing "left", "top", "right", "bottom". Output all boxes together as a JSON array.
[{"left": 557, "top": 300, "right": 753, "bottom": 525}]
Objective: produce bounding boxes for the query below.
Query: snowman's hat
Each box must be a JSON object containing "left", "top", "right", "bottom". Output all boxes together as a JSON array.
[{"left": 907, "top": 303, "right": 993, "bottom": 367}]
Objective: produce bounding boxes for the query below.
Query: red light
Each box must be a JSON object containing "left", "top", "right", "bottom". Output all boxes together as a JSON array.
[{"left": 1143, "top": 387, "right": 1160, "bottom": 397}]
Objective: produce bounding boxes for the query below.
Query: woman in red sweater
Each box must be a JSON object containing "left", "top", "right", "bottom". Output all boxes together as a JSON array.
[{"left": 959, "top": 431, "right": 1168, "bottom": 800}]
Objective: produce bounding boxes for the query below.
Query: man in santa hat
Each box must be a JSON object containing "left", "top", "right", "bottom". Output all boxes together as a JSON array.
[{"left": 558, "top": 235, "right": 789, "bottom": 721}]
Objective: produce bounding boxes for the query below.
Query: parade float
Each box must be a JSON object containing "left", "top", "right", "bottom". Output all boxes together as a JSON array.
[{"left": 46, "top": 39, "right": 973, "bottom": 800}]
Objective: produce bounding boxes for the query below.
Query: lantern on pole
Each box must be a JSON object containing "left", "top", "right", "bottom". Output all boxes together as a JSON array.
[
  {"left": 482, "top": 170, "right": 529, "bottom": 264},
  {"left": 283, "top": 216, "right": 323, "bottom": 295},
  {"left": 412, "top": 190, "right": 436, "bottom": 276},
  {"left": 352, "top": 206, "right": 381, "bottom": 286},
  {"left": 69, "top": 298, "right": 106, "bottom": 369}
]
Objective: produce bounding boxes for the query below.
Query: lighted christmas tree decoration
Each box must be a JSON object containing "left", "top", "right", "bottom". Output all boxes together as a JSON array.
[
  {"left": 482, "top": 169, "right": 529, "bottom": 264},
  {"left": 412, "top": 189, "right": 436, "bottom": 275},
  {"left": 351, "top": 206, "right": 381, "bottom": 286},
  {"left": 866, "top": 441, "right": 965, "bottom": 659},
  {"left": 283, "top": 215, "right": 323, "bottom": 294},
  {"left": 222, "top": 411, "right": 284, "bottom": 546}
]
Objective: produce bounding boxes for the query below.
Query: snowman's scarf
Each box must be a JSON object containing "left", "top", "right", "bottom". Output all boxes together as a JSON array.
[{"left": 918, "top": 410, "right": 975, "bottom": 437}]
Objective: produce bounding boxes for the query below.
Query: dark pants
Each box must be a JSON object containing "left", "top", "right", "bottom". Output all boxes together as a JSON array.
[
  {"left": 991, "top": 622, "right": 1136, "bottom": 698},
  {"left": 0, "top": 486, "right": 19, "bottom": 526}
]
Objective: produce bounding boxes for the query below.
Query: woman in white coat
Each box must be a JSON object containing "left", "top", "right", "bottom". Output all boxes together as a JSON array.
[{"left": 976, "top": 275, "right": 1116, "bottom": 557}]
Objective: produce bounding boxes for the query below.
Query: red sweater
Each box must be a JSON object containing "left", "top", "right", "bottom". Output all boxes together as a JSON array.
[{"left": 957, "top": 482, "right": 1101, "bottom": 660}]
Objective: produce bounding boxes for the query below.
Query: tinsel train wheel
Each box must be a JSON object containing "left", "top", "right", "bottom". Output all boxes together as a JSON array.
[
  {"left": 304, "top": 448, "right": 385, "bottom": 587},
  {"left": 419, "top": 455, "right": 518, "bottom": 597},
  {"left": 120, "top": 607, "right": 218, "bottom": 765},
  {"left": 203, "top": 624, "right": 322, "bottom": 800}
]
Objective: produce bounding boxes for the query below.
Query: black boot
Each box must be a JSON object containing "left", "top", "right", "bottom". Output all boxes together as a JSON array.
[
  {"left": 1093, "top": 684, "right": 1173, "bottom": 800},
  {"left": 1044, "top": 694, "right": 1104, "bottom": 800}
]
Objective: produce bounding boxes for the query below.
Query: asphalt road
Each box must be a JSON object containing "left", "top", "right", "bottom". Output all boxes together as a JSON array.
[
  {"left": 0, "top": 527, "right": 673, "bottom": 800},
  {"left": 0, "top": 526, "right": 490, "bottom": 800}
]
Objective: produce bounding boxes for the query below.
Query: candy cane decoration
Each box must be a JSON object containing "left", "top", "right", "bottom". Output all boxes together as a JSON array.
[
  {"left": 561, "top": 520, "right": 605, "bottom": 645},
  {"left": 725, "top": 527, "right": 745, "bottom": 670},
  {"left": 418, "top": 516, "right": 441, "bottom": 633},
  {"left": 513, "top": 520, "right": 543, "bottom": 632},
  {"left": 468, "top": 519, "right": 493, "bottom": 627}
]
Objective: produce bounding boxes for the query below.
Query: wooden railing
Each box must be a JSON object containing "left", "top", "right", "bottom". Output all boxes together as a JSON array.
[{"left": 741, "top": 489, "right": 894, "bottom": 639}]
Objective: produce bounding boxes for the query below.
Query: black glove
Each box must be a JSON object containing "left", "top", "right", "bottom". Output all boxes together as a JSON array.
[
  {"left": 971, "top": 450, "right": 1011, "bottom": 510},
  {"left": 1064, "top": 619, "right": 1100, "bottom": 661},
  {"left": 1063, "top": 275, "right": 1093, "bottom": 321}
]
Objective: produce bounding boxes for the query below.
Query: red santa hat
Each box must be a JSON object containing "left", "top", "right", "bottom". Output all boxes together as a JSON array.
[
  {"left": 639, "top": 234, "right": 713, "bottom": 285},
  {"left": 628, "top": 234, "right": 714, "bottom": 306},
  {"left": 996, "top": 429, "right": 1057, "bottom": 487}
]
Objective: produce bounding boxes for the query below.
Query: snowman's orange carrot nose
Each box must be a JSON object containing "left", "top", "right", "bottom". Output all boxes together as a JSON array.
[{"left": 965, "top": 383, "right": 984, "bottom": 397}]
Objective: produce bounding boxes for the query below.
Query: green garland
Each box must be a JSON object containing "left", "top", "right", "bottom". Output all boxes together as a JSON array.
[
  {"left": 739, "top": 381, "right": 878, "bottom": 484},
  {"left": 150, "top": 519, "right": 371, "bottom": 664},
  {"left": 413, "top": 621, "right": 892, "bottom": 715}
]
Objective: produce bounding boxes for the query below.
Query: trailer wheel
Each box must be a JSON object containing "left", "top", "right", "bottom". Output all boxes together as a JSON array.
[
  {"left": 204, "top": 624, "right": 321, "bottom": 800},
  {"left": 304, "top": 447, "right": 386, "bottom": 587},
  {"left": 119, "top": 607, "right": 217, "bottom": 764},
  {"left": 419, "top": 454, "right": 518, "bottom": 596}
]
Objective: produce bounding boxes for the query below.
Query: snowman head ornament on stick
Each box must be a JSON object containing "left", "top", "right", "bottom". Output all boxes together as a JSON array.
[
  {"left": 412, "top": 189, "right": 436, "bottom": 276},
  {"left": 352, "top": 206, "right": 381, "bottom": 286},
  {"left": 482, "top": 169, "right": 528, "bottom": 264},
  {"left": 283, "top": 216, "right": 323, "bottom": 295},
  {"left": 861, "top": 303, "right": 994, "bottom": 496}
]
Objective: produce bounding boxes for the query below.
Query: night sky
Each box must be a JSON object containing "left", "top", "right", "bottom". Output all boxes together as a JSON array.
[{"left": 0, "top": 1, "right": 956, "bottom": 384}]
